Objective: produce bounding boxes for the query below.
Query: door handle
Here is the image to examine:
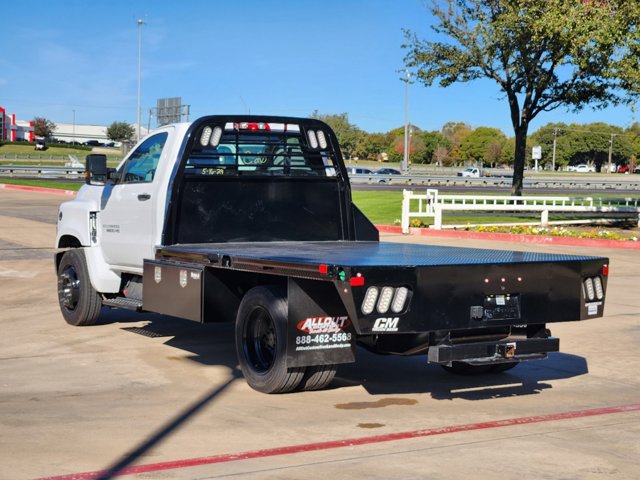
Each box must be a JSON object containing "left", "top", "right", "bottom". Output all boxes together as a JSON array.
[{"left": 137, "top": 193, "right": 151, "bottom": 201}]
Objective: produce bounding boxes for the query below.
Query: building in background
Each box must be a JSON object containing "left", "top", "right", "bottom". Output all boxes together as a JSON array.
[
  {"left": 0, "top": 106, "right": 34, "bottom": 142},
  {"left": 0, "top": 105, "right": 146, "bottom": 146}
]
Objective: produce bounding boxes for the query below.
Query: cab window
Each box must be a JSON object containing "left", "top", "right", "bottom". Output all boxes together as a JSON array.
[{"left": 120, "top": 132, "right": 168, "bottom": 183}]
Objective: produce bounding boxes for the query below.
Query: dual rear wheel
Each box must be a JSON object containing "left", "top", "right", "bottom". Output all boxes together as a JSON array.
[{"left": 235, "top": 286, "right": 337, "bottom": 394}]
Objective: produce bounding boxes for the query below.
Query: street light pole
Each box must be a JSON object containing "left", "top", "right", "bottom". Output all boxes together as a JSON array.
[
  {"left": 136, "top": 18, "right": 145, "bottom": 143},
  {"left": 402, "top": 70, "right": 411, "bottom": 172},
  {"left": 72, "top": 109, "right": 76, "bottom": 145}
]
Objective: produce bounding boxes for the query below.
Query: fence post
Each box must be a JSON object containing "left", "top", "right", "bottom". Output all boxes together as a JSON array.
[
  {"left": 541, "top": 209, "right": 549, "bottom": 226},
  {"left": 434, "top": 206, "right": 443, "bottom": 229},
  {"left": 401, "top": 189, "right": 411, "bottom": 234}
]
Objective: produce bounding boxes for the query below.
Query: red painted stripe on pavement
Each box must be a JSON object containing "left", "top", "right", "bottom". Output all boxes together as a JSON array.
[
  {"left": 39, "top": 403, "right": 640, "bottom": 480},
  {"left": 376, "top": 224, "right": 640, "bottom": 250},
  {"left": 0, "top": 183, "right": 77, "bottom": 197}
]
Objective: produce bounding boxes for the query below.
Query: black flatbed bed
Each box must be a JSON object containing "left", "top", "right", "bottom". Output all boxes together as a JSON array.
[{"left": 157, "top": 241, "right": 604, "bottom": 272}]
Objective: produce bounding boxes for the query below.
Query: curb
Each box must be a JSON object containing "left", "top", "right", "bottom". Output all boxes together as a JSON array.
[
  {"left": 0, "top": 183, "right": 78, "bottom": 197},
  {"left": 376, "top": 225, "right": 640, "bottom": 250}
]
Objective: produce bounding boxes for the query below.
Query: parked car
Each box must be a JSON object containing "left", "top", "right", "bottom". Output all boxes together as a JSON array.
[
  {"left": 34, "top": 139, "right": 46, "bottom": 151},
  {"left": 457, "top": 167, "right": 480, "bottom": 178},
  {"left": 616, "top": 165, "right": 630, "bottom": 174},
  {"left": 346, "top": 167, "right": 373, "bottom": 175},
  {"left": 375, "top": 168, "right": 401, "bottom": 175},
  {"left": 574, "top": 164, "right": 595, "bottom": 173}
]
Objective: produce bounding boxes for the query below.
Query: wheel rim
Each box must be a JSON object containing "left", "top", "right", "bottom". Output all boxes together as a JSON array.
[
  {"left": 243, "top": 306, "right": 277, "bottom": 373},
  {"left": 59, "top": 265, "right": 80, "bottom": 311}
]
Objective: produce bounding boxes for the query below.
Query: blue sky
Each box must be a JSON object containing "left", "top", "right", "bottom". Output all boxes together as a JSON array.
[{"left": 2, "top": 0, "right": 637, "bottom": 135}]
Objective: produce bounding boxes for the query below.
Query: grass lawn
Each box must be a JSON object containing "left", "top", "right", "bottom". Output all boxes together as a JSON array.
[
  {"left": 0, "top": 144, "right": 122, "bottom": 159},
  {"left": 0, "top": 178, "right": 82, "bottom": 191}
]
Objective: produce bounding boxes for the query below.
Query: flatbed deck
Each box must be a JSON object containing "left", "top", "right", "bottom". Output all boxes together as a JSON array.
[{"left": 157, "top": 241, "right": 605, "bottom": 269}]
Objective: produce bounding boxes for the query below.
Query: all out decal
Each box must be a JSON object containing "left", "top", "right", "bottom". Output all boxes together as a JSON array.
[
  {"left": 296, "top": 316, "right": 351, "bottom": 334},
  {"left": 293, "top": 316, "right": 353, "bottom": 352}
]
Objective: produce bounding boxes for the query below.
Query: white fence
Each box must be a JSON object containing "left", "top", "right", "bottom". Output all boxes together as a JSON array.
[{"left": 401, "top": 188, "right": 640, "bottom": 232}]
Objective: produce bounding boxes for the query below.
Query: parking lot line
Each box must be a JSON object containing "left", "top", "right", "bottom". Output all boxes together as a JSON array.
[{"left": 39, "top": 402, "right": 640, "bottom": 480}]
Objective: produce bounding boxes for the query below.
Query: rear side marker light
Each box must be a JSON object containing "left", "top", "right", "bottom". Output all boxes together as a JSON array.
[
  {"left": 361, "top": 287, "right": 379, "bottom": 315},
  {"left": 391, "top": 287, "right": 409, "bottom": 313},
  {"left": 350, "top": 276, "right": 365, "bottom": 287},
  {"left": 602, "top": 264, "right": 609, "bottom": 276}
]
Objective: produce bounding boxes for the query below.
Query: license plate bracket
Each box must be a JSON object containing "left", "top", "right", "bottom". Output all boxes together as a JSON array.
[{"left": 483, "top": 294, "right": 521, "bottom": 321}]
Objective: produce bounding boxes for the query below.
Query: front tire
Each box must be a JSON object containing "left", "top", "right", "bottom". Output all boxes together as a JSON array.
[
  {"left": 57, "top": 249, "right": 102, "bottom": 326},
  {"left": 235, "top": 286, "right": 305, "bottom": 394}
]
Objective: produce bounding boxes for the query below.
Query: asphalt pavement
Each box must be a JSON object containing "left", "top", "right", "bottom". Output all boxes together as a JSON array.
[{"left": 0, "top": 188, "right": 639, "bottom": 480}]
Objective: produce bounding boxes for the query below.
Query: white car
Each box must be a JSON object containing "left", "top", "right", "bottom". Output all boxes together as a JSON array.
[
  {"left": 574, "top": 164, "right": 595, "bottom": 173},
  {"left": 457, "top": 167, "right": 480, "bottom": 178}
]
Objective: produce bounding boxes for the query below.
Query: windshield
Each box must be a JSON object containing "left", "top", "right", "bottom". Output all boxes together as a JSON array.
[{"left": 185, "top": 123, "right": 338, "bottom": 177}]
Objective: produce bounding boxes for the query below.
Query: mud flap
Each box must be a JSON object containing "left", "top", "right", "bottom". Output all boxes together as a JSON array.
[{"left": 286, "top": 278, "right": 356, "bottom": 368}]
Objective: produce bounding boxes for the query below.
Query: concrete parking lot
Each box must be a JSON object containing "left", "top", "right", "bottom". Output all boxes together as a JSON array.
[{"left": 0, "top": 187, "right": 639, "bottom": 480}]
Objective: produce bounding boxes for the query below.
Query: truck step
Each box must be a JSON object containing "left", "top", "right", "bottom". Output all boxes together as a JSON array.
[{"left": 102, "top": 296, "right": 143, "bottom": 311}]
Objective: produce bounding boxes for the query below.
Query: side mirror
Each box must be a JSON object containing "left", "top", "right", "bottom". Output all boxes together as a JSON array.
[{"left": 85, "top": 154, "right": 108, "bottom": 184}]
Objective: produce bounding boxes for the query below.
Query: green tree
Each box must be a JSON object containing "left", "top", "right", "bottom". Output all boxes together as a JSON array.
[
  {"left": 106, "top": 121, "right": 135, "bottom": 152},
  {"left": 403, "top": 0, "right": 640, "bottom": 194},
  {"left": 459, "top": 127, "right": 506, "bottom": 166},
  {"left": 32, "top": 117, "right": 56, "bottom": 139},
  {"left": 440, "top": 122, "right": 472, "bottom": 165},
  {"left": 311, "top": 111, "right": 364, "bottom": 159}
]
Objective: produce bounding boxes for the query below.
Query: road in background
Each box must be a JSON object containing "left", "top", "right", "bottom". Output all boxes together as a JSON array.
[{"left": 1, "top": 189, "right": 639, "bottom": 479}]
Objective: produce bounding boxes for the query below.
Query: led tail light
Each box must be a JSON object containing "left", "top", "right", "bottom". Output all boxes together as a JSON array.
[
  {"left": 391, "top": 287, "right": 409, "bottom": 313},
  {"left": 583, "top": 278, "right": 595, "bottom": 301},
  {"left": 361, "top": 287, "right": 379, "bottom": 315},
  {"left": 593, "top": 276, "right": 604, "bottom": 300},
  {"left": 307, "top": 130, "right": 318, "bottom": 149},
  {"left": 376, "top": 287, "right": 394, "bottom": 314}
]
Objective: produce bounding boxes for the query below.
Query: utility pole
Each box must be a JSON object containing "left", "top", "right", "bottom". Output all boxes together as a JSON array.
[
  {"left": 136, "top": 18, "right": 145, "bottom": 143},
  {"left": 608, "top": 134, "right": 615, "bottom": 173},
  {"left": 402, "top": 70, "right": 411, "bottom": 173},
  {"left": 551, "top": 127, "right": 558, "bottom": 171}
]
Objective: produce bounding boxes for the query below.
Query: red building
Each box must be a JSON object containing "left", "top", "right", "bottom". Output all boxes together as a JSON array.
[{"left": 0, "top": 106, "right": 34, "bottom": 142}]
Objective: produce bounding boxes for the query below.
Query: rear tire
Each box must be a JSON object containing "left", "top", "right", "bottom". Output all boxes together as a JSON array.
[
  {"left": 298, "top": 364, "right": 337, "bottom": 391},
  {"left": 235, "top": 286, "right": 305, "bottom": 394},
  {"left": 57, "top": 249, "right": 102, "bottom": 326}
]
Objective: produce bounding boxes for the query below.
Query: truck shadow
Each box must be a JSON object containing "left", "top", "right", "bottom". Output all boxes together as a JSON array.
[
  {"left": 103, "top": 308, "right": 589, "bottom": 402},
  {"left": 335, "top": 348, "right": 589, "bottom": 400}
]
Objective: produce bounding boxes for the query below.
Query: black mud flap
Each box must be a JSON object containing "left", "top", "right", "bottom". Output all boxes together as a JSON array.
[
  {"left": 427, "top": 337, "right": 559, "bottom": 365},
  {"left": 286, "top": 278, "right": 356, "bottom": 368}
]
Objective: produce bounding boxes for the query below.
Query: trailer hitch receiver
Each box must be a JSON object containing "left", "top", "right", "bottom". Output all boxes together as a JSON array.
[{"left": 497, "top": 342, "right": 516, "bottom": 359}]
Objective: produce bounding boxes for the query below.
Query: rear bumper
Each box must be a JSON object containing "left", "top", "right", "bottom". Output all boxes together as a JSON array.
[{"left": 427, "top": 337, "right": 559, "bottom": 365}]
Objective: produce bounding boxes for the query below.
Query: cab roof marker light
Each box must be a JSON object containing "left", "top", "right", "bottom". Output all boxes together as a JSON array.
[
  {"left": 225, "top": 122, "right": 235, "bottom": 130},
  {"left": 210, "top": 126, "right": 223, "bottom": 147},
  {"left": 308, "top": 130, "right": 318, "bottom": 149},
  {"left": 317, "top": 130, "right": 328, "bottom": 149},
  {"left": 361, "top": 287, "right": 379, "bottom": 315},
  {"left": 391, "top": 287, "right": 409, "bottom": 313},
  {"left": 593, "top": 276, "right": 604, "bottom": 300},
  {"left": 286, "top": 124, "right": 300, "bottom": 132},
  {"left": 269, "top": 123, "right": 286, "bottom": 132},
  {"left": 377, "top": 287, "right": 394, "bottom": 314},
  {"left": 200, "top": 126, "right": 212, "bottom": 146}
]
